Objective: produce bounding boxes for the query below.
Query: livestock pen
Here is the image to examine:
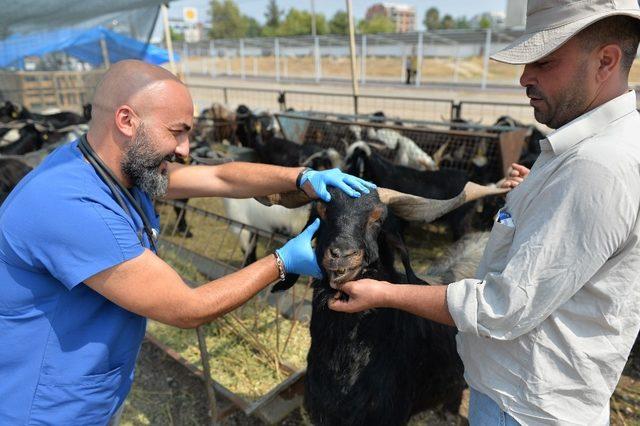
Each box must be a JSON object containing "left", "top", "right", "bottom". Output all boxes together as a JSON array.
[{"left": 144, "top": 197, "right": 313, "bottom": 424}]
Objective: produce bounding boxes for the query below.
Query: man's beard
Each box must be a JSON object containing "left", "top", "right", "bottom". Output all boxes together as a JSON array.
[
  {"left": 121, "top": 123, "right": 171, "bottom": 198},
  {"left": 528, "top": 60, "right": 590, "bottom": 129}
]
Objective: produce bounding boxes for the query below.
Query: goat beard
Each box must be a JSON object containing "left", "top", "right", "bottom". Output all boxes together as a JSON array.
[{"left": 121, "top": 123, "right": 171, "bottom": 198}]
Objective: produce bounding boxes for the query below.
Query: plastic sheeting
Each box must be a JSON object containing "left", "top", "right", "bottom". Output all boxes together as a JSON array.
[
  {"left": 0, "top": 0, "right": 168, "bottom": 37},
  {"left": 0, "top": 27, "right": 178, "bottom": 69}
]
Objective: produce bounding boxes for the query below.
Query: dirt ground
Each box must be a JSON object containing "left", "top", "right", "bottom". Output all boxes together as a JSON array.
[
  {"left": 182, "top": 55, "right": 640, "bottom": 88},
  {"left": 121, "top": 323, "right": 639, "bottom": 425}
]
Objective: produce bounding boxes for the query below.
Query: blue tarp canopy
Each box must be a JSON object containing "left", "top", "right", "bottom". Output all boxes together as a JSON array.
[{"left": 0, "top": 26, "right": 178, "bottom": 69}]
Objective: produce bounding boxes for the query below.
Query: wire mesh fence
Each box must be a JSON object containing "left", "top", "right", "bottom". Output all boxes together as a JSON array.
[
  {"left": 276, "top": 111, "right": 505, "bottom": 180},
  {"left": 187, "top": 84, "right": 538, "bottom": 126},
  {"left": 174, "top": 29, "right": 530, "bottom": 89},
  {"left": 150, "top": 198, "right": 312, "bottom": 423},
  {"left": 458, "top": 100, "right": 536, "bottom": 126}
]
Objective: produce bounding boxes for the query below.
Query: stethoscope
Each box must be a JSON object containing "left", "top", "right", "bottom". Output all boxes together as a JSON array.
[{"left": 78, "top": 134, "right": 158, "bottom": 252}]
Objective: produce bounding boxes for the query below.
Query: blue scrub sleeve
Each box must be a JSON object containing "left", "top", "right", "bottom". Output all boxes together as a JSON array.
[{"left": 4, "top": 198, "right": 144, "bottom": 290}]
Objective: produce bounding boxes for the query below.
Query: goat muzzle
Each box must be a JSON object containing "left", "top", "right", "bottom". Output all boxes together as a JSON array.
[{"left": 322, "top": 249, "right": 364, "bottom": 289}]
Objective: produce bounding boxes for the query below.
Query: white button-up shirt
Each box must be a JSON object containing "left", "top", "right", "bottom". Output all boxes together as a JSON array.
[{"left": 447, "top": 91, "right": 640, "bottom": 425}]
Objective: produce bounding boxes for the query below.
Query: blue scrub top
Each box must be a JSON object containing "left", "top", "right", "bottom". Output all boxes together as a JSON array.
[{"left": 0, "top": 140, "right": 160, "bottom": 425}]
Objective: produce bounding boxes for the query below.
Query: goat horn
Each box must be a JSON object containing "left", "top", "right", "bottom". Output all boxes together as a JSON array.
[
  {"left": 254, "top": 189, "right": 313, "bottom": 208},
  {"left": 462, "top": 182, "right": 509, "bottom": 201},
  {"left": 377, "top": 183, "right": 508, "bottom": 222},
  {"left": 432, "top": 141, "right": 450, "bottom": 167}
]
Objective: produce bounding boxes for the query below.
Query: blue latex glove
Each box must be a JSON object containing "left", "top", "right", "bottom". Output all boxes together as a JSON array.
[
  {"left": 300, "top": 168, "right": 377, "bottom": 202},
  {"left": 276, "top": 218, "right": 323, "bottom": 278}
]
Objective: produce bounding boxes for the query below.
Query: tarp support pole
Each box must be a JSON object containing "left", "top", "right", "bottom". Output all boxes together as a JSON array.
[
  {"left": 481, "top": 28, "right": 492, "bottom": 90},
  {"left": 346, "top": 0, "right": 359, "bottom": 115},
  {"left": 275, "top": 38, "right": 281, "bottom": 82},
  {"left": 161, "top": 3, "right": 177, "bottom": 76},
  {"left": 100, "top": 36, "right": 110, "bottom": 68}
]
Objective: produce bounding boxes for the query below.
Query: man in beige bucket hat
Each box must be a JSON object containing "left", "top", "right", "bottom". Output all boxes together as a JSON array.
[{"left": 331, "top": 1, "right": 640, "bottom": 424}]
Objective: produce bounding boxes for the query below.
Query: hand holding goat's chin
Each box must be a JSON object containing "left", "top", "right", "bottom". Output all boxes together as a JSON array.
[{"left": 328, "top": 279, "right": 393, "bottom": 313}]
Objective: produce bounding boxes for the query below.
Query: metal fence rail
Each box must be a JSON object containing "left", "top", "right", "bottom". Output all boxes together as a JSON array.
[
  {"left": 173, "top": 29, "right": 528, "bottom": 89},
  {"left": 1, "top": 83, "right": 537, "bottom": 126},
  {"left": 151, "top": 198, "right": 312, "bottom": 424},
  {"left": 188, "top": 83, "right": 535, "bottom": 126}
]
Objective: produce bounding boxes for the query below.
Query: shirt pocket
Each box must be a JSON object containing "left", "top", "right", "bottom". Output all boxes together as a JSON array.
[
  {"left": 29, "top": 364, "right": 124, "bottom": 425},
  {"left": 476, "top": 221, "right": 515, "bottom": 278}
]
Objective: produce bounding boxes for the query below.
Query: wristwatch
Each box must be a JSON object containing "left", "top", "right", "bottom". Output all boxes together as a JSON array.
[{"left": 296, "top": 168, "right": 312, "bottom": 189}]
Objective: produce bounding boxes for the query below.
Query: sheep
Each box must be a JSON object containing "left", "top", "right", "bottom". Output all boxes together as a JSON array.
[
  {"left": 260, "top": 183, "right": 506, "bottom": 426},
  {"left": 423, "top": 231, "right": 491, "bottom": 284}
]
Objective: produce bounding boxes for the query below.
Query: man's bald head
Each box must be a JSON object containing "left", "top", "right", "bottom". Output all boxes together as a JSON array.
[
  {"left": 85, "top": 60, "right": 193, "bottom": 195},
  {"left": 91, "top": 60, "right": 188, "bottom": 121}
]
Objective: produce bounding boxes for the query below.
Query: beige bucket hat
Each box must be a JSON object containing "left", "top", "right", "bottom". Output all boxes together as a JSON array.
[{"left": 491, "top": 0, "right": 640, "bottom": 64}]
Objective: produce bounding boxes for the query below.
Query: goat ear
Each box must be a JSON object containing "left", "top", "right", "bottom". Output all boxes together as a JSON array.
[{"left": 368, "top": 205, "right": 385, "bottom": 224}]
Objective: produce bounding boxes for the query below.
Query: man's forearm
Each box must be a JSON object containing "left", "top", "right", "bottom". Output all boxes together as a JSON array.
[
  {"left": 166, "top": 162, "right": 303, "bottom": 199},
  {"left": 211, "top": 162, "right": 303, "bottom": 197},
  {"left": 186, "top": 254, "right": 280, "bottom": 327},
  {"left": 383, "top": 284, "right": 456, "bottom": 327}
]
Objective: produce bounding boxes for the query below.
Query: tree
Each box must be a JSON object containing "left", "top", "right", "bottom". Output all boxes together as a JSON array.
[
  {"left": 424, "top": 7, "right": 440, "bottom": 30},
  {"left": 264, "top": 0, "right": 283, "bottom": 28},
  {"left": 209, "top": 0, "right": 248, "bottom": 39},
  {"left": 244, "top": 16, "right": 262, "bottom": 37},
  {"left": 358, "top": 15, "right": 395, "bottom": 34},
  {"left": 263, "top": 0, "right": 282, "bottom": 35},
  {"left": 455, "top": 16, "right": 471, "bottom": 29},
  {"left": 479, "top": 14, "right": 492, "bottom": 29},
  {"left": 329, "top": 10, "right": 349, "bottom": 35},
  {"left": 169, "top": 27, "right": 184, "bottom": 42},
  {"left": 441, "top": 14, "right": 455, "bottom": 29},
  {"left": 277, "top": 8, "right": 327, "bottom": 36}
]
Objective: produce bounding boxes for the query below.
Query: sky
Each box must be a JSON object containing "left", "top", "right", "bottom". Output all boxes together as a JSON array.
[{"left": 168, "top": 0, "right": 508, "bottom": 30}]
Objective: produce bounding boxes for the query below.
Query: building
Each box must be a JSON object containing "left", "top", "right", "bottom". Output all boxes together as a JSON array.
[{"left": 365, "top": 3, "right": 416, "bottom": 33}]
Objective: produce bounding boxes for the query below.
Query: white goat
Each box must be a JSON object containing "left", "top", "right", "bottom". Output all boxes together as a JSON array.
[
  {"left": 366, "top": 127, "right": 438, "bottom": 171},
  {"left": 223, "top": 198, "right": 311, "bottom": 263}
]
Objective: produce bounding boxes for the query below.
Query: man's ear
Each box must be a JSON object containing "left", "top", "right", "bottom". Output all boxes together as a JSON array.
[
  {"left": 114, "top": 105, "right": 137, "bottom": 138},
  {"left": 596, "top": 43, "right": 623, "bottom": 83}
]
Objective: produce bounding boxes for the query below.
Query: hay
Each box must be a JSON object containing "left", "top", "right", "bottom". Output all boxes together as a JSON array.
[
  {"left": 147, "top": 301, "right": 310, "bottom": 402},
  {"left": 152, "top": 239, "right": 310, "bottom": 401}
]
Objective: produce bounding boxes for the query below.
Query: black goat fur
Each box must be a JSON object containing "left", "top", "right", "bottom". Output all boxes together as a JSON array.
[
  {"left": 344, "top": 146, "right": 475, "bottom": 240},
  {"left": 276, "top": 188, "right": 465, "bottom": 425}
]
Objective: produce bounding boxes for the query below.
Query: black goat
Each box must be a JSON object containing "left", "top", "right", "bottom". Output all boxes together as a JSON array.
[
  {"left": 235, "top": 104, "right": 340, "bottom": 169},
  {"left": 493, "top": 115, "right": 545, "bottom": 169},
  {"left": 0, "top": 101, "right": 22, "bottom": 122},
  {"left": 344, "top": 142, "right": 476, "bottom": 240},
  {"left": 267, "top": 187, "right": 468, "bottom": 426},
  {"left": 0, "top": 124, "right": 52, "bottom": 156},
  {"left": 0, "top": 158, "right": 32, "bottom": 205},
  {"left": 0, "top": 101, "right": 87, "bottom": 129}
]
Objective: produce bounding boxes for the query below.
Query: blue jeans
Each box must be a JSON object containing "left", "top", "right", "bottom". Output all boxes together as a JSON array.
[{"left": 468, "top": 388, "right": 520, "bottom": 426}]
